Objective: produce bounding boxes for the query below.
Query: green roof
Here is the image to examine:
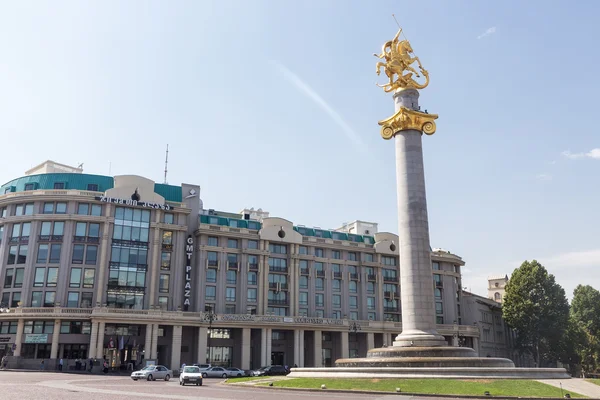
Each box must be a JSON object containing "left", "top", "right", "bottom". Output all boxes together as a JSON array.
[{"left": 1, "top": 173, "right": 183, "bottom": 203}]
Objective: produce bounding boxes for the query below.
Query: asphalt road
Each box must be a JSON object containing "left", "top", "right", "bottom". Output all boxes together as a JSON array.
[{"left": 0, "top": 371, "right": 476, "bottom": 400}]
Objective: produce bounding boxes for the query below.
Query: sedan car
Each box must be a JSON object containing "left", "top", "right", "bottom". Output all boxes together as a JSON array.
[
  {"left": 131, "top": 365, "right": 173, "bottom": 381},
  {"left": 253, "top": 365, "right": 288, "bottom": 376},
  {"left": 201, "top": 366, "right": 230, "bottom": 378},
  {"left": 225, "top": 367, "right": 246, "bottom": 377},
  {"left": 179, "top": 366, "right": 203, "bottom": 386}
]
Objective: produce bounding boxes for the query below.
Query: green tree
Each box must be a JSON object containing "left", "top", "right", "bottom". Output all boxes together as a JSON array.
[
  {"left": 571, "top": 285, "right": 600, "bottom": 375},
  {"left": 502, "top": 260, "right": 570, "bottom": 367}
]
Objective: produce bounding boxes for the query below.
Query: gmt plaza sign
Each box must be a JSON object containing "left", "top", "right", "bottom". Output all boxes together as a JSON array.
[
  {"left": 95, "top": 196, "right": 172, "bottom": 211},
  {"left": 183, "top": 235, "right": 193, "bottom": 311}
]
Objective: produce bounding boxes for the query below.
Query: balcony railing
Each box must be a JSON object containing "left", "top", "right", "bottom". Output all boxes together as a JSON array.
[
  {"left": 248, "top": 263, "right": 259, "bottom": 271},
  {"left": 106, "top": 283, "right": 146, "bottom": 293},
  {"left": 367, "top": 274, "right": 376, "bottom": 281},
  {"left": 383, "top": 276, "right": 397, "bottom": 283},
  {"left": 73, "top": 235, "right": 98, "bottom": 243},
  {"left": 384, "top": 291, "right": 399, "bottom": 298},
  {"left": 268, "top": 283, "right": 289, "bottom": 291},
  {"left": 227, "top": 262, "right": 239, "bottom": 270},
  {"left": 112, "top": 239, "right": 148, "bottom": 248},
  {"left": 315, "top": 270, "right": 325, "bottom": 277},
  {"left": 435, "top": 281, "right": 443, "bottom": 288},
  {"left": 384, "top": 306, "right": 399, "bottom": 312},
  {"left": 38, "top": 235, "right": 64, "bottom": 242},
  {"left": 207, "top": 260, "right": 219, "bottom": 267},
  {"left": 267, "top": 299, "right": 289, "bottom": 306},
  {"left": 349, "top": 273, "right": 359, "bottom": 280},
  {"left": 161, "top": 243, "right": 173, "bottom": 251},
  {"left": 10, "top": 236, "right": 29, "bottom": 244},
  {"left": 269, "top": 266, "right": 288, "bottom": 273},
  {"left": 333, "top": 272, "right": 342, "bottom": 278},
  {"left": 300, "top": 268, "right": 309, "bottom": 275},
  {"left": 109, "top": 262, "right": 148, "bottom": 270}
]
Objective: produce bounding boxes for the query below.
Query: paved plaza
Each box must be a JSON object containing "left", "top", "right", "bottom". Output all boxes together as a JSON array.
[{"left": 0, "top": 370, "right": 486, "bottom": 400}]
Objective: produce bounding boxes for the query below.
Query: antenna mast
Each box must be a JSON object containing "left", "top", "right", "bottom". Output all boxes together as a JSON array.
[{"left": 163, "top": 144, "right": 169, "bottom": 184}]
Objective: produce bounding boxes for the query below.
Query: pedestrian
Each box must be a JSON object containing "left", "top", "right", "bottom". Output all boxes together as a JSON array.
[
  {"left": 1, "top": 355, "right": 6, "bottom": 370},
  {"left": 40, "top": 360, "right": 45, "bottom": 370},
  {"left": 58, "top": 358, "right": 63, "bottom": 372},
  {"left": 293, "top": 364, "right": 298, "bottom": 368},
  {"left": 102, "top": 360, "right": 108, "bottom": 374},
  {"left": 88, "top": 358, "right": 93, "bottom": 372}
]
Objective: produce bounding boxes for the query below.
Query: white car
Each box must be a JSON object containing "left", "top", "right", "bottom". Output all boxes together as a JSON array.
[
  {"left": 131, "top": 365, "right": 172, "bottom": 381},
  {"left": 179, "top": 366, "right": 203, "bottom": 386}
]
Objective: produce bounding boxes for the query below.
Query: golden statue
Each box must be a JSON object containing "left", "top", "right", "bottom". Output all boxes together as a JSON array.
[{"left": 374, "top": 28, "right": 429, "bottom": 92}]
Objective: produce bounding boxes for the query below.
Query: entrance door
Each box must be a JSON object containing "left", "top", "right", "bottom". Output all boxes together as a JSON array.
[{"left": 271, "top": 351, "right": 284, "bottom": 366}]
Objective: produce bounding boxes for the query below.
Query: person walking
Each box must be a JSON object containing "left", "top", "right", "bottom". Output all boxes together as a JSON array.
[
  {"left": 1, "top": 355, "right": 7, "bottom": 370},
  {"left": 58, "top": 358, "right": 63, "bottom": 372},
  {"left": 88, "top": 358, "right": 93, "bottom": 373},
  {"left": 40, "top": 360, "right": 45, "bottom": 370}
]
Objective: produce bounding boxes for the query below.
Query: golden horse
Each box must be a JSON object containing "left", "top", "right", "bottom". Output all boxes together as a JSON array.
[{"left": 374, "top": 29, "right": 429, "bottom": 92}]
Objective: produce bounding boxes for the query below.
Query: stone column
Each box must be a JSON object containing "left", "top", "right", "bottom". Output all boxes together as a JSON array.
[
  {"left": 260, "top": 328, "right": 268, "bottom": 366},
  {"left": 367, "top": 332, "right": 375, "bottom": 351},
  {"left": 340, "top": 331, "right": 349, "bottom": 360},
  {"left": 95, "top": 206, "right": 112, "bottom": 305},
  {"left": 293, "top": 329, "right": 300, "bottom": 366},
  {"left": 88, "top": 322, "right": 99, "bottom": 359},
  {"left": 96, "top": 322, "right": 105, "bottom": 360},
  {"left": 197, "top": 327, "right": 208, "bottom": 363},
  {"left": 170, "top": 325, "right": 182, "bottom": 371},
  {"left": 299, "top": 330, "right": 305, "bottom": 367},
  {"left": 265, "top": 328, "right": 272, "bottom": 365},
  {"left": 144, "top": 323, "right": 153, "bottom": 360},
  {"left": 393, "top": 89, "right": 445, "bottom": 348},
  {"left": 13, "top": 319, "right": 24, "bottom": 357},
  {"left": 151, "top": 323, "right": 159, "bottom": 359},
  {"left": 241, "top": 328, "right": 251, "bottom": 370},
  {"left": 148, "top": 227, "right": 161, "bottom": 308},
  {"left": 50, "top": 320, "right": 60, "bottom": 359},
  {"left": 473, "top": 336, "right": 480, "bottom": 356},
  {"left": 313, "top": 330, "right": 322, "bottom": 367}
]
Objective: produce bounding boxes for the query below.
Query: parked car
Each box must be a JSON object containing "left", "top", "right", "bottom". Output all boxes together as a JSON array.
[
  {"left": 252, "top": 365, "right": 289, "bottom": 376},
  {"left": 179, "top": 366, "right": 203, "bottom": 386},
  {"left": 201, "top": 366, "right": 230, "bottom": 378},
  {"left": 131, "top": 365, "right": 172, "bottom": 381},
  {"left": 193, "top": 363, "right": 211, "bottom": 371},
  {"left": 225, "top": 367, "right": 246, "bottom": 377}
]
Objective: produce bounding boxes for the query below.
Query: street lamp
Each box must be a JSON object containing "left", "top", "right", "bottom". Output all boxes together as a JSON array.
[
  {"left": 204, "top": 305, "right": 217, "bottom": 364},
  {"left": 0, "top": 302, "right": 10, "bottom": 313}
]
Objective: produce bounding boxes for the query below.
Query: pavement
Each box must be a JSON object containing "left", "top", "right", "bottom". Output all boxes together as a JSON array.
[{"left": 538, "top": 378, "right": 600, "bottom": 398}]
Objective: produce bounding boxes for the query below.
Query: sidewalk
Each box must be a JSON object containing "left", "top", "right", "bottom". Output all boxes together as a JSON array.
[{"left": 538, "top": 378, "right": 600, "bottom": 398}]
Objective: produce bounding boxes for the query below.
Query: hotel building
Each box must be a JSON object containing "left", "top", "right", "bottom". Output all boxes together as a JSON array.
[{"left": 0, "top": 161, "right": 480, "bottom": 370}]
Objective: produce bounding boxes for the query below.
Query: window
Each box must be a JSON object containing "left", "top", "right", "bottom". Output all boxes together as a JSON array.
[
  {"left": 43, "top": 202, "right": 54, "bottom": 214},
  {"left": 315, "top": 278, "right": 324, "bottom": 290},
  {"left": 72, "top": 244, "right": 85, "bottom": 264},
  {"left": 77, "top": 204, "right": 89, "bottom": 215},
  {"left": 226, "top": 287, "right": 236, "bottom": 302},
  {"left": 0, "top": 321, "right": 18, "bottom": 335},
  {"left": 299, "top": 276, "right": 308, "bottom": 289},
  {"left": 83, "top": 269, "right": 95, "bottom": 288},
  {"left": 91, "top": 204, "right": 101, "bottom": 216},
  {"left": 46, "top": 268, "right": 58, "bottom": 287},
  {"left": 205, "top": 286, "right": 216, "bottom": 301},
  {"left": 315, "top": 293, "right": 324, "bottom": 307},
  {"left": 53, "top": 182, "right": 65, "bottom": 189},
  {"left": 247, "top": 271, "right": 257, "bottom": 285},
  {"left": 316, "top": 309, "right": 324, "bottom": 318},
  {"left": 81, "top": 292, "right": 93, "bottom": 308},
  {"left": 350, "top": 311, "right": 358, "bottom": 321},
  {"left": 348, "top": 252, "right": 357, "bottom": 261},
  {"left": 435, "top": 302, "right": 443, "bottom": 314},
  {"left": 382, "top": 256, "right": 397, "bottom": 266},
  {"left": 44, "top": 291, "right": 56, "bottom": 307},
  {"left": 298, "top": 246, "right": 307, "bottom": 255},
  {"left": 0, "top": 207, "right": 6, "bottom": 217},
  {"left": 332, "top": 294, "right": 341, "bottom": 308},
  {"left": 269, "top": 244, "right": 287, "bottom": 254},
  {"left": 364, "top": 253, "right": 374, "bottom": 262},
  {"left": 159, "top": 274, "right": 170, "bottom": 293},
  {"left": 299, "top": 292, "right": 308, "bottom": 306},
  {"left": 15, "top": 203, "right": 34, "bottom": 216},
  {"left": 47, "top": 244, "right": 61, "bottom": 264},
  {"left": 207, "top": 251, "right": 218, "bottom": 266},
  {"left": 13, "top": 269, "right": 24, "bottom": 288},
  {"left": 56, "top": 202, "right": 67, "bottom": 214},
  {"left": 268, "top": 257, "right": 287, "bottom": 271},
  {"left": 24, "top": 320, "right": 54, "bottom": 334},
  {"left": 158, "top": 296, "right": 168, "bottom": 310},
  {"left": 315, "top": 248, "right": 324, "bottom": 257},
  {"left": 247, "top": 288, "right": 257, "bottom": 302},
  {"left": 30, "top": 291, "right": 43, "bottom": 307},
  {"left": 368, "top": 312, "right": 376, "bottom": 321},
  {"left": 432, "top": 261, "right": 440, "bottom": 270},
  {"left": 1, "top": 292, "right": 8, "bottom": 306},
  {"left": 207, "top": 237, "right": 218, "bottom": 246},
  {"left": 162, "top": 231, "right": 173, "bottom": 245},
  {"left": 24, "top": 183, "right": 35, "bottom": 191},
  {"left": 349, "top": 281, "right": 358, "bottom": 293},
  {"left": 163, "top": 213, "right": 174, "bottom": 224},
  {"left": 494, "top": 292, "right": 501, "bottom": 301},
  {"left": 67, "top": 292, "right": 79, "bottom": 308},
  {"left": 85, "top": 245, "right": 97, "bottom": 264},
  {"left": 332, "top": 279, "right": 341, "bottom": 292},
  {"left": 367, "top": 297, "right": 375, "bottom": 310},
  {"left": 87, "top": 183, "right": 99, "bottom": 191},
  {"left": 206, "top": 269, "right": 217, "bottom": 283},
  {"left": 435, "top": 288, "right": 442, "bottom": 300},
  {"left": 12, "top": 222, "right": 31, "bottom": 239},
  {"left": 70, "top": 268, "right": 82, "bottom": 288},
  {"left": 247, "top": 240, "right": 258, "bottom": 250},
  {"left": 3, "top": 269, "right": 14, "bottom": 288},
  {"left": 34, "top": 268, "right": 45, "bottom": 287},
  {"left": 227, "top": 239, "right": 238, "bottom": 249},
  {"left": 349, "top": 296, "right": 358, "bottom": 308},
  {"left": 226, "top": 270, "right": 237, "bottom": 284},
  {"left": 332, "top": 250, "right": 341, "bottom": 259},
  {"left": 161, "top": 252, "right": 171, "bottom": 270},
  {"left": 7, "top": 246, "right": 17, "bottom": 264},
  {"left": 227, "top": 253, "right": 238, "bottom": 268},
  {"left": 436, "top": 316, "right": 444, "bottom": 324}
]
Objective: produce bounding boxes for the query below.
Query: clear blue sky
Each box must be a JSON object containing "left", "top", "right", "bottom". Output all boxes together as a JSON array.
[{"left": 1, "top": 1, "right": 599, "bottom": 299}]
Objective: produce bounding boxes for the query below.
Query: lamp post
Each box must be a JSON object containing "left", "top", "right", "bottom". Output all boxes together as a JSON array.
[{"left": 204, "top": 305, "right": 217, "bottom": 364}]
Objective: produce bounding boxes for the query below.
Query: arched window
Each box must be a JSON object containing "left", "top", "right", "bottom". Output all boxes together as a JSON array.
[{"left": 494, "top": 292, "right": 501, "bottom": 301}]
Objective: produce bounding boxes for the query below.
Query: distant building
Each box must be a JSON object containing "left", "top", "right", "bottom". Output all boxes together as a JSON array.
[{"left": 488, "top": 275, "right": 509, "bottom": 303}]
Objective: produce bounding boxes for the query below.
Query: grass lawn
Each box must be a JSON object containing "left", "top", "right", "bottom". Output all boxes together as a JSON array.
[
  {"left": 587, "top": 378, "right": 600, "bottom": 386},
  {"left": 265, "top": 378, "right": 585, "bottom": 398},
  {"left": 226, "top": 376, "right": 269, "bottom": 383}
]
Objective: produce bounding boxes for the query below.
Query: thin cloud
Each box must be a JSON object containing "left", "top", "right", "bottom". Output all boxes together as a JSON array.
[
  {"left": 562, "top": 148, "right": 600, "bottom": 160},
  {"left": 271, "top": 60, "right": 366, "bottom": 152},
  {"left": 535, "top": 173, "right": 552, "bottom": 181},
  {"left": 477, "top": 27, "right": 497, "bottom": 39}
]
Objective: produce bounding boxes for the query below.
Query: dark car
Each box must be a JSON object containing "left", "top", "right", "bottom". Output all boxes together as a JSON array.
[{"left": 253, "top": 365, "right": 289, "bottom": 376}]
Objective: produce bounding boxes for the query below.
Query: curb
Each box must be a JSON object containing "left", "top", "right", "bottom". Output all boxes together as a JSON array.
[{"left": 229, "top": 383, "right": 598, "bottom": 400}]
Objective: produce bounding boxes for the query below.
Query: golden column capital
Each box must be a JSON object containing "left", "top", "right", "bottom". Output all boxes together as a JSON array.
[{"left": 378, "top": 106, "right": 439, "bottom": 140}]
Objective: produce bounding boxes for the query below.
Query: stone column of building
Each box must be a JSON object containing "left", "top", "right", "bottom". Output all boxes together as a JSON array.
[
  {"left": 261, "top": 241, "right": 269, "bottom": 315},
  {"left": 289, "top": 244, "right": 297, "bottom": 316},
  {"left": 393, "top": 89, "right": 446, "bottom": 348},
  {"left": 260, "top": 328, "right": 268, "bottom": 366},
  {"left": 96, "top": 321, "right": 105, "bottom": 359},
  {"left": 340, "top": 331, "right": 349, "bottom": 360},
  {"left": 241, "top": 328, "right": 251, "bottom": 370},
  {"left": 95, "top": 204, "right": 113, "bottom": 306},
  {"left": 88, "top": 322, "right": 99, "bottom": 358},
  {"left": 197, "top": 327, "right": 208, "bottom": 364},
  {"left": 313, "top": 330, "right": 322, "bottom": 367},
  {"left": 299, "top": 330, "right": 305, "bottom": 367},
  {"left": 376, "top": 258, "right": 385, "bottom": 319},
  {"left": 293, "top": 329, "right": 300, "bottom": 366},
  {"left": 151, "top": 323, "right": 159, "bottom": 359},
  {"left": 170, "top": 325, "right": 182, "bottom": 371},
  {"left": 265, "top": 328, "right": 272, "bottom": 366},
  {"left": 473, "top": 336, "right": 480, "bottom": 356},
  {"left": 13, "top": 319, "right": 24, "bottom": 357},
  {"left": 50, "top": 320, "right": 60, "bottom": 359},
  {"left": 367, "top": 332, "right": 375, "bottom": 351},
  {"left": 148, "top": 224, "right": 162, "bottom": 308},
  {"left": 144, "top": 323, "right": 153, "bottom": 360}
]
